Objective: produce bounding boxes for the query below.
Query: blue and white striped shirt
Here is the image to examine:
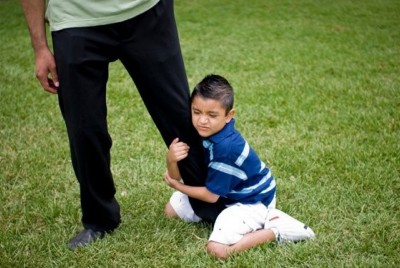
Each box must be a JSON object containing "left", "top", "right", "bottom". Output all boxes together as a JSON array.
[{"left": 203, "top": 119, "right": 276, "bottom": 207}]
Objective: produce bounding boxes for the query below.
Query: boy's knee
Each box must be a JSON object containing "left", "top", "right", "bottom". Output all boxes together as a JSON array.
[
  {"left": 206, "top": 241, "right": 230, "bottom": 260},
  {"left": 164, "top": 202, "right": 178, "bottom": 218}
]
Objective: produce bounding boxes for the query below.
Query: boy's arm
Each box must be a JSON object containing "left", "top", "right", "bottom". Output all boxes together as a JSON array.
[
  {"left": 166, "top": 138, "right": 190, "bottom": 180},
  {"left": 164, "top": 173, "right": 219, "bottom": 203}
]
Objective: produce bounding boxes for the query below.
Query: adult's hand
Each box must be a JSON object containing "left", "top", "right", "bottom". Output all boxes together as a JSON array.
[
  {"left": 20, "top": 0, "right": 59, "bottom": 94},
  {"left": 34, "top": 47, "right": 59, "bottom": 94}
]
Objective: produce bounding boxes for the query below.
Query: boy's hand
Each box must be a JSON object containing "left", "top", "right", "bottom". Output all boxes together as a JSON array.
[
  {"left": 167, "top": 138, "right": 190, "bottom": 163},
  {"left": 164, "top": 171, "right": 182, "bottom": 189}
]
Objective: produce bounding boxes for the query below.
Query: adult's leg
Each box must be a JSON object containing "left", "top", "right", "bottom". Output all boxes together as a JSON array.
[
  {"left": 52, "top": 27, "right": 121, "bottom": 233},
  {"left": 116, "top": 0, "right": 225, "bottom": 222}
]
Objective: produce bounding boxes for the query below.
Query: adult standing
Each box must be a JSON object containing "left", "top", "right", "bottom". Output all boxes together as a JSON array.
[{"left": 20, "top": 0, "right": 225, "bottom": 250}]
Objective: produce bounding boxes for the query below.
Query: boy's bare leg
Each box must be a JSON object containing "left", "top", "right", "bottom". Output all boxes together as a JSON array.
[
  {"left": 207, "top": 229, "right": 276, "bottom": 260},
  {"left": 164, "top": 202, "right": 179, "bottom": 218}
]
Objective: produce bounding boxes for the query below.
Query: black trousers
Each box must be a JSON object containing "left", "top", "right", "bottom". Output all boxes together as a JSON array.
[{"left": 52, "top": 0, "right": 224, "bottom": 231}]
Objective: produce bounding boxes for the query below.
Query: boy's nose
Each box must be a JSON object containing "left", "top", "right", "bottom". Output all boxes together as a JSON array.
[{"left": 199, "top": 116, "right": 208, "bottom": 124}]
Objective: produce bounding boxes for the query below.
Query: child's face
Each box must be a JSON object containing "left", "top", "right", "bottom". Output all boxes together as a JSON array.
[{"left": 191, "top": 96, "right": 235, "bottom": 138}]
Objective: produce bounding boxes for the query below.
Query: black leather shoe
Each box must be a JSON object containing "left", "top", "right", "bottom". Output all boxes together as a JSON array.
[{"left": 67, "top": 229, "right": 105, "bottom": 250}]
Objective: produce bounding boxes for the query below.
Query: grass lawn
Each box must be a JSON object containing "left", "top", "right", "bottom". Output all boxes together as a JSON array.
[{"left": 1, "top": 0, "right": 399, "bottom": 267}]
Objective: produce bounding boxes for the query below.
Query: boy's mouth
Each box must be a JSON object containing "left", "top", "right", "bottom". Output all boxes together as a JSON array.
[{"left": 197, "top": 125, "right": 209, "bottom": 131}]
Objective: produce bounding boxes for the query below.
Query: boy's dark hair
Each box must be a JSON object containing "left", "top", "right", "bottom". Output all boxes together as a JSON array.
[{"left": 191, "top": 74, "right": 234, "bottom": 115}]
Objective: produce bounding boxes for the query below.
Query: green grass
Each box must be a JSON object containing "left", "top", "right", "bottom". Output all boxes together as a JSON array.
[{"left": 1, "top": 0, "right": 399, "bottom": 267}]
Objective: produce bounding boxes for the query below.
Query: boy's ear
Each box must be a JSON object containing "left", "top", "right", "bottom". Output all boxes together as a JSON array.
[{"left": 226, "top": 109, "right": 235, "bottom": 123}]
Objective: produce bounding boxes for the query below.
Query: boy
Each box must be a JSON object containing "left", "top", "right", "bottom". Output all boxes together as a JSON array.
[{"left": 163, "top": 74, "right": 315, "bottom": 259}]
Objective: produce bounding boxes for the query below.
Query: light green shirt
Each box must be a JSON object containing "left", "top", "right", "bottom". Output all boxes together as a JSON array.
[{"left": 46, "top": 0, "right": 160, "bottom": 31}]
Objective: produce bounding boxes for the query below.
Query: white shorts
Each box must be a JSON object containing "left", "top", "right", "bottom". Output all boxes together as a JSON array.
[
  {"left": 169, "top": 191, "right": 202, "bottom": 223},
  {"left": 169, "top": 191, "right": 314, "bottom": 245},
  {"left": 169, "top": 191, "right": 276, "bottom": 224}
]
